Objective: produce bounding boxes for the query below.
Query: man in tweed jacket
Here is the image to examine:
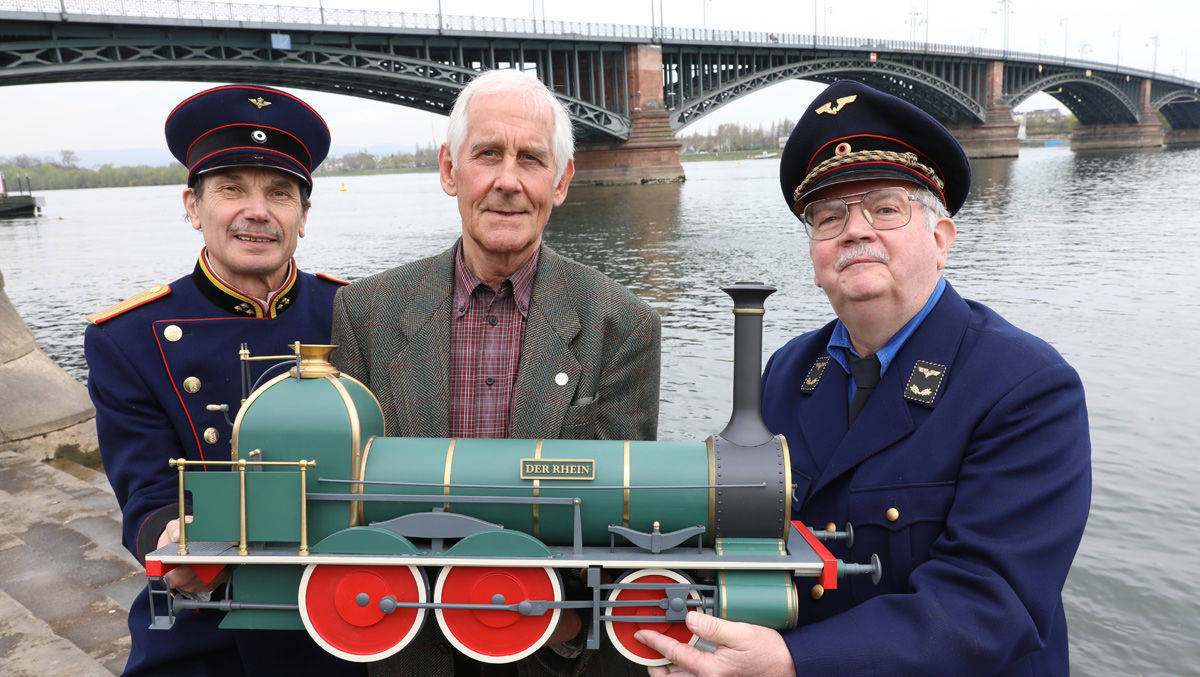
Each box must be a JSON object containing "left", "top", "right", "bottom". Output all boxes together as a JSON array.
[{"left": 330, "top": 69, "right": 659, "bottom": 676}]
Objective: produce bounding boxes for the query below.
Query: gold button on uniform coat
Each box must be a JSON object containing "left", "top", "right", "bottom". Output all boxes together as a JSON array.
[
  {"left": 202, "top": 427, "right": 219, "bottom": 444},
  {"left": 811, "top": 584, "right": 824, "bottom": 600},
  {"left": 886, "top": 507, "right": 900, "bottom": 522},
  {"left": 163, "top": 324, "right": 183, "bottom": 342},
  {"left": 182, "top": 377, "right": 201, "bottom": 393}
]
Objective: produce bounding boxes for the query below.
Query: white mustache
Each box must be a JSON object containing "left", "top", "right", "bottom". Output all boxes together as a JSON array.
[{"left": 836, "top": 244, "right": 890, "bottom": 271}]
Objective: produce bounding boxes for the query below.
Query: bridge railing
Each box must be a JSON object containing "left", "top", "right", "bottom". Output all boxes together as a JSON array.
[{"left": 3, "top": 0, "right": 1195, "bottom": 86}]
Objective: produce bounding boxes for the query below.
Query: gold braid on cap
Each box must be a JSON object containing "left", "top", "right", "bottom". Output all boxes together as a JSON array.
[{"left": 793, "top": 150, "right": 945, "bottom": 203}]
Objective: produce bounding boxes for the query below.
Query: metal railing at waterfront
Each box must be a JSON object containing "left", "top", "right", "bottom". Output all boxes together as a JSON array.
[{"left": 2, "top": 0, "right": 1197, "bottom": 88}]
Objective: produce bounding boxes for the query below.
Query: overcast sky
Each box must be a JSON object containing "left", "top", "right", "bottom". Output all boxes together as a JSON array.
[{"left": 0, "top": 0, "right": 1193, "bottom": 162}]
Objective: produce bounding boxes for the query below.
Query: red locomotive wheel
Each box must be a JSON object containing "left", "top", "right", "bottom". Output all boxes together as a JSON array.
[
  {"left": 298, "top": 563, "right": 427, "bottom": 662},
  {"left": 605, "top": 569, "right": 701, "bottom": 666},
  {"left": 434, "top": 566, "right": 562, "bottom": 663}
]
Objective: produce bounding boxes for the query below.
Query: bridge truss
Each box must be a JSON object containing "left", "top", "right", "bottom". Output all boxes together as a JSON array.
[{"left": 2, "top": 4, "right": 1199, "bottom": 139}]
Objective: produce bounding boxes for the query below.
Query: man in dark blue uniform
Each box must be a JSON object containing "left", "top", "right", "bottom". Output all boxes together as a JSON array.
[
  {"left": 84, "top": 84, "right": 362, "bottom": 676},
  {"left": 636, "top": 81, "right": 1091, "bottom": 675}
]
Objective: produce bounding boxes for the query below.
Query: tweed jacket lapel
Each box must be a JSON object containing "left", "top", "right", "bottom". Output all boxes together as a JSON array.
[
  {"left": 510, "top": 245, "right": 582, "bottom": 438},
  {"left": 389, "top": 244, "right": 455, "bottom": 437}
]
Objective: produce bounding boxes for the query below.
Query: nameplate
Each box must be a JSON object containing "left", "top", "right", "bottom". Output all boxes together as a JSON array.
[{"left": 520, "top": 459, "right": 595, "bottom": 480}]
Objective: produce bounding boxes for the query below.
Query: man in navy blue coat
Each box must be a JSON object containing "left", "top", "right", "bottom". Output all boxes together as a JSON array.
[
  {"left": 636, "top": 81, "right": 1091, "bottom": 675},
  {"left": 84, "top": 85, "right": 362, "bottom": 676}
]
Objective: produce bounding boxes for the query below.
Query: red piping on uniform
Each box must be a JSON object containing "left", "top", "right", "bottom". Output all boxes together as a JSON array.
[
  {"left": 198, "top": 250, "right": 266, "bottom": 318},
  {"left": 154, "top": 323, "right": 206, "bottom": 467},
  {"left": 153, "top": 316, "right": 273, "bottom": 469},
  {"left": 186, "top": 147, "right": 311, "bottom": 187},
  {"left": 186, "top": 122, "right": 312, "bottom": 168},
  {"left": 188, "top": 146, "right": 307, "bottom": 175},
  {"left": 806, "top": 133, "right": 945, "bottom": 180},
  {"left": 792, "top": 520, "right": 839, "bottom": 590}
]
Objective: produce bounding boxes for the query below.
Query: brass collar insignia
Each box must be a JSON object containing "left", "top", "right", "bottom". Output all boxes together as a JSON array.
[
  {"left": 904, "top": 359, "right": 947, "bottom": 406},
  {"left": 814, "top": 94, "right": 857, "bottom": 116},
  {"left": 800, "top": 355, "right": 831, "bottom": 393},
  {"left": 192, "top": 254, "right": 300, "bottom": 319},
  {"left": 248, "top": 96, "right": 272, "bottom": 109}
]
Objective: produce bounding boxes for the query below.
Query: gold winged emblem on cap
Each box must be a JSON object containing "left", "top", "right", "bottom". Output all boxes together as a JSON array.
[
  {"left": 248, "top": 96, "right": 272, "bottom": 109},
  {"left": 814, "top": 94, "right": 858, "bottom": 115}
]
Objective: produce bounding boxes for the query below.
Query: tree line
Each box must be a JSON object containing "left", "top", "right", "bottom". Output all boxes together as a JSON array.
[
  {"left": 678, "top": 119, "right": 797, "bottom": 154},
  {"left": 0, "top": 146, "right": 443, "bottom": 192},
  {"left": 317, "top": 144, "right": 440, "bottom": 173},
  {"left": 1, "top": 151, "right": 187, "bottom": 191}
]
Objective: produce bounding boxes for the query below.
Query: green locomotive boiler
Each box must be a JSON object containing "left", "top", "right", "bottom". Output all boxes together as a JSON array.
[{"left": 145, "top": 283, "right": 880, "bottom": 665}]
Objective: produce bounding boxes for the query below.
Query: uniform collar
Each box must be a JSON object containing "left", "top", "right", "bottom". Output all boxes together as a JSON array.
[
  {"left": 192, "top": 249, "right": 300, "bottom": 319},
  {"left": 826, "top": 276, "right": 947, "bottom": 377}
]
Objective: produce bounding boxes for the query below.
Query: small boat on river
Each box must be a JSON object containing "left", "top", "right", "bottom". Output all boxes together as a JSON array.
[{"left": 0, "top": 172, "right": 45, "bottom": 218}]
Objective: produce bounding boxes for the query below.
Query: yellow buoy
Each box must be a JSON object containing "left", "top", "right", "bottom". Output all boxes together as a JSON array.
[{"left": 339, "top": 182, "right": 347, "bottom": 192}]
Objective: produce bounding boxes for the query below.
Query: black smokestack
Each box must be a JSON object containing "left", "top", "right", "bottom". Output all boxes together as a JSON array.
[{"left": 717, "top": 282, "right": 776, "bottom": 447}]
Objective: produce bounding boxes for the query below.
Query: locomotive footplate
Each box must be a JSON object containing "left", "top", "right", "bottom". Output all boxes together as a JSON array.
[{"left": 144, "top": 520, "right": 882, "bottom": 643}]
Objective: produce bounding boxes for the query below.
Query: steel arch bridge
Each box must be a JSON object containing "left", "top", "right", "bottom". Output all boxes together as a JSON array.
[{"left": 2, "top": 1, "right": 1200, "bottom": 142}]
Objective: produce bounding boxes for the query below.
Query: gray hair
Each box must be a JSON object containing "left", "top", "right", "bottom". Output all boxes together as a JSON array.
[
  {"left": 445, "top": 69, "right": 575, "bottom": 182},
  {"left": 913, "top": 187, "right": 950, "bottom": 231}
]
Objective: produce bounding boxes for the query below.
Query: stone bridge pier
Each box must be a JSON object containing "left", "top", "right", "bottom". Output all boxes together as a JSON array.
[
  {"left": 1071, "top": 79, "right": 1165, "bottom": 151},
  {"left": 573, "top": 44, "right": 685, "bottom": 185},
  {"left": 949, "top": 61, "right": 1020, "bottom": 159},
  {"left": 1165, "top": 127, "right": 1200, "bottom": 147},
  {"left": 0, "top": 268, "right": 97, "bottom": 462}
]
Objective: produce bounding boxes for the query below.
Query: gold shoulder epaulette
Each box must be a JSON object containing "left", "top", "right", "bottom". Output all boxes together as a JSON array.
[
  {"left": 315, "top": 272, "right": 350, "bottom": 286},
  {"left": 86, "top": 284, "right": 172, "bottom": 324}
]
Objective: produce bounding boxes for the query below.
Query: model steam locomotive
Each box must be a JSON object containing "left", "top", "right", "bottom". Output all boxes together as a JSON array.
[{"left": 144, "top": 283, "right": 880, "bottom": 665}]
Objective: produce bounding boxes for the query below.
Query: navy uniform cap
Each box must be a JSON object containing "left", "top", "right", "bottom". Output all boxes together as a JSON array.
[
  {"left": 165, "top": 84, "right": 330, "bottom": 191},
  {"left": 780, "top": 80, "right": 970, "bottom": 217}
]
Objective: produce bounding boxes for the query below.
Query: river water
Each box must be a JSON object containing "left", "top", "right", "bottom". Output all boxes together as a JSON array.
[{"left": 1, "top": 147, "right": 1196, "bottom": 674}]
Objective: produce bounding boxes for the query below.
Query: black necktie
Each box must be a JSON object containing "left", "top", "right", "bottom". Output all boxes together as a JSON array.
[{"left": 848, "top": 353, "right": 881, "bottom": 425}]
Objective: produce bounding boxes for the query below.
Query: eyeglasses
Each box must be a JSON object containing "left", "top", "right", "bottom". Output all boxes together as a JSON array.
[{"left": 799, "top": 188, "right": 921, "bottom": 241}]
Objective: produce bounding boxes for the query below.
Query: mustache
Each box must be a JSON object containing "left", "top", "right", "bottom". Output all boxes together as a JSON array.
[
  {"left": 836, "top": 244, "right": 890, "bottom": 271},
  {"left": 228, "top": 223, "right": 282, "bottom": 240},
  {"left": 484, "top": 201, "right": 527, "bottom": 212}
]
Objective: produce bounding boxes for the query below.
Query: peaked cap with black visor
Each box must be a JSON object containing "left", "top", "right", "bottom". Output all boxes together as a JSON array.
[
  {"left": 780, "top": 80, "right": 970, "bottom": 218},
  {"left": 165, "top": 84, "right": 330, "bottom": 192}
]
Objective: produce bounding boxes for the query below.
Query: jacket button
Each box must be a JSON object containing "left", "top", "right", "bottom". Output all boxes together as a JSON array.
[
  {"left": 825, "top": 522, "right": 837, "bottom": 532},
  {"left": 810, "top": 584, "right": 824, "bottom": 600},
  {"left": 163, "top": 325, "right": 183, "bottom": 342},
  {"left": 182, "top": 377, "right": 201, "bottom": 394},
  {"left": 203, "top": 427, "right": 219, "bottom": 444},
  {"left": 886, "top": 507, "right": 900, "bottom": 522}
]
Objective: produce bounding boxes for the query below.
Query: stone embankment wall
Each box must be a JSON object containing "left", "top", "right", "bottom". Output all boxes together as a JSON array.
[{"left": 0, "top": 267, "right": 98, "bottom": 463}]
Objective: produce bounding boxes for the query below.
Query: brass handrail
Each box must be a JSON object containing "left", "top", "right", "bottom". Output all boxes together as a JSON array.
[{"left": 169, "top": 455, "right": 317, "bottom": 557}]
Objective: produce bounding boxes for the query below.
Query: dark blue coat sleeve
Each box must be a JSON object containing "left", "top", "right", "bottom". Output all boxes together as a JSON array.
[
  {"left": 783, "top": 361, "right": 1091, "bottom": 674},
  {"left": 85, "top": 324, "right": 186, "bottom": 563}
]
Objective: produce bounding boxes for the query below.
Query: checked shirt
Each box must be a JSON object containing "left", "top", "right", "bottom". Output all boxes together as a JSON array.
[{"left": 448, "top": 244, "right": 539, "bottom": 438}]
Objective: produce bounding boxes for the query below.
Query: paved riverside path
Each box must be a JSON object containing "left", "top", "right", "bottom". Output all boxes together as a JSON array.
[{"left": 0, "top": 450, "right": 138, "bottom": 674}]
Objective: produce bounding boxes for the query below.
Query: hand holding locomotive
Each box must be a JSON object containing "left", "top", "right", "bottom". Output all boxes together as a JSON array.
[{"left": 638, "top": 612, "right": 795, "bottom": 677}]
